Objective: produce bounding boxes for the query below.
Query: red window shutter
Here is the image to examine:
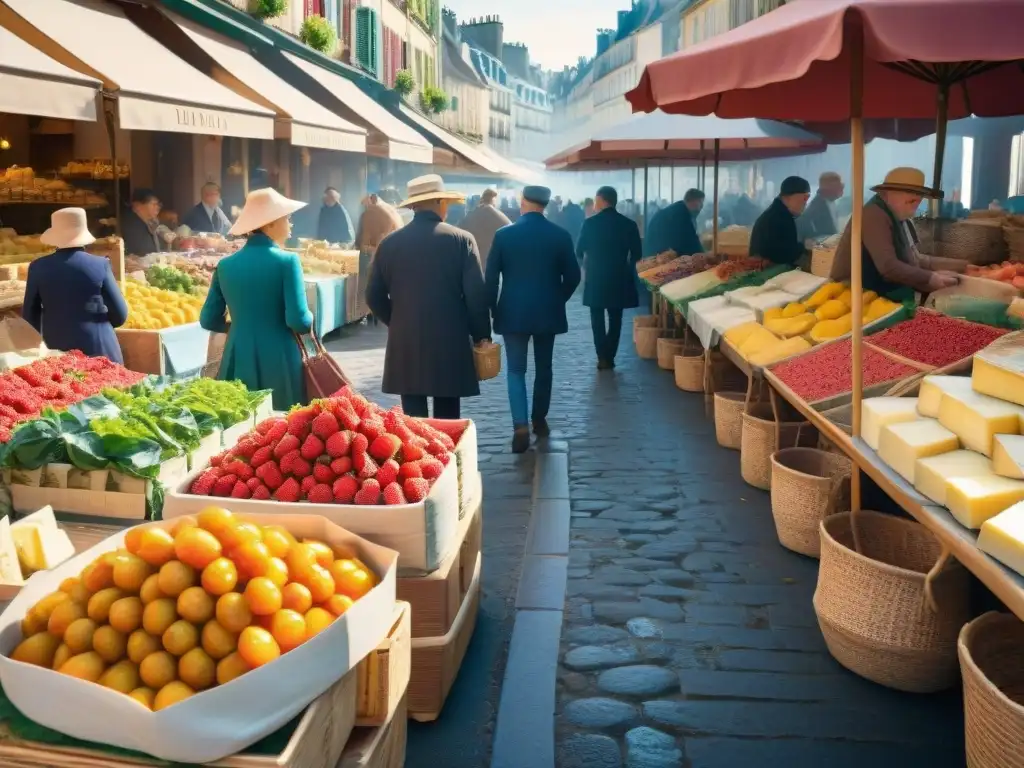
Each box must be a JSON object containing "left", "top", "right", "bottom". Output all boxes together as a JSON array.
[{"left": 342, "top": 0, "right": 353, "bottom": 56}]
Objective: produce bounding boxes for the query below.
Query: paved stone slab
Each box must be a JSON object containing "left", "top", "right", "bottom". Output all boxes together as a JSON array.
[
  {"left": 677, "top": 669, "right": 887, "bottom": 701},
  {"left": 682, "top": 603, "right": 750, "bottom": 626},
  {"left": 558, "top": 734, "right": 623, "bottom": 768},
  {"left": 517, "top": 555, "right": 568, "bottom": 610},
  {"left": 659, "top": 623, "right": 827, "bottom": 652},
  {"left": 625, "top": 727, "right": 683, "bottom": 768},
  {"left": 593, "top": 599, "right": 684, "bottom": 623},
  {"left": 535, "top": 452, "right": 570, "bottom": 499},
  {"left": 717, "top": 649, "right": 837, "bottom": 674},
  {"left": 597, "top": 665, "right": 679, "bottom": 697},
  {"left": 528, "top": 499, "right": 571, "bottom": 556},
  {"left": 684, "top": 738, "right": 965, "bottom": 768},
  {"left": 563, "top": 697, "right": 641, "bottom": 728},
  {"left": 566, "top": 624, "right": 630, "bottom": 645},
  {"left": 563, "top": 645, "right": 639, "bottom": 671}
]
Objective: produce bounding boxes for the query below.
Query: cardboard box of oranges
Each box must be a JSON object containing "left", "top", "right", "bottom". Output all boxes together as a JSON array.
[{"left": 0, "top": 508, "right": 398, "bottom": 763}]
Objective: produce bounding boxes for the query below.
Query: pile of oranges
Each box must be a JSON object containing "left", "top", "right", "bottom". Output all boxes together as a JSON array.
[{"left": 8, "top": 507, "right": 378, "bottom": 711}]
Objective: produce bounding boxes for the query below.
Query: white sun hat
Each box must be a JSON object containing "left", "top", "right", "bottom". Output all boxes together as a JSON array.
[
  {"left": 399, "top": 174, "right": 466, "bottom": 208},
  {"left": 40, "top": 207, "right": 95, "bottom": 249},
  {"left": 229, "top": 187, "right": 307, "bottom": 236}
]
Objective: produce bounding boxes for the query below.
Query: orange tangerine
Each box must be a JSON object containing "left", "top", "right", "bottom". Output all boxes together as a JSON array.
[
  {"left": 270, "top": 609, "right": 306, "bottom": 652},
  {"left": 237, "top": 626, "right": 280, "bottom": 668},
  {"left": 215, "top": 592, "right": 252, "bottom": 633},
  {"left": 244, "top": 577, "right": 282, "bottom": 616},
  {"left": 304, "top": 607, "right": 334, "bottom": 638},
  {"left": 280, "top": 583, "right": 313, "bottom": 614},
  {"left": 136, "top": 528, "right": 176, "bottom": 567},
  {"left": 177, "top": 586, "right": 214, "bottom": 624},
  {"left": 157, "top": 560, "right": 196, "bottom": 598},
  {"left": 174, "top": 527, "right": 222, "bottom": 570},
  {"left": 201, "top": 557, "right": 238, "bottom": 595},
  {"left": 216, "top": 651, "right": 251, "bottom": 685}
]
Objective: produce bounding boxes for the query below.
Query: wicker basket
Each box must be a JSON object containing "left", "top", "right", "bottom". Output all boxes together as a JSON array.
[
  {"left": 810, "top": 247, "right": 837, "bottom": 278},
  {"left": 657, "top": 337, "right": 687, "bottom": 370},
  {"left": 917, "top": 217, "right": 1008, "bottom": 264},
  {"left": 769, "top": 448, "right": 851, "bottom": 557},
  {"left": 635, "top": 326, "right": 666, "bottom": 359},
  {"left": 815, "top": 511, "right": 971, "bottom": 693},
  {"left": 633, "top": 315, "right": 660, "bottom": 343},
  {"left": 959, "top": 612, "right": 1024, "bottom": 767},
  {"left": 713, "top": 392, "right": 745, "bottom": 450},
  {"left": 674, "top": 352, "right": 705, "bottom": 392},
  {"left": 1005, "top": 225, "right": 1024, "bottom": 262},
  {"left": 473, "top": 342, "right": 502, "bottom": 381},
  {"left": 740, "top": 404, "right": 814, "bottom": 490}
]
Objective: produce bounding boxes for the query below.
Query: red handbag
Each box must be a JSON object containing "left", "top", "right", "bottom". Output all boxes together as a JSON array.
[{"left": 295, "top": 332, "right": 350, "bottom": 401}]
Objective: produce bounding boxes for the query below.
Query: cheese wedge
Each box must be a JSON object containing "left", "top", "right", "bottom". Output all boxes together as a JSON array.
[
  {"left": 914, "top": 450, "right": 993, "bottom": 506},
  {"left": 11, "top": 508, "right": 74, "bottom": 575},
  {"left": 937, "top": 388, "right": 1024, "bottom": 457},
  {"left": 917, "top": 375, "right": 974, "bottom": 419},
  {"left": 862, "top": 397, "right": 921, "bottom": 451},
  {"left": 993, "top": 435, "right": 1024, "bottom": 480},
  {"left": 973, "top": 352, "right": 1024, "bottom": 408},
  {"left": 946, "top": 470, "right": 1024, "bottom": 529},
  {"left": 979, "top": 501, "right": 1024, "bottom": 577},
  {"left": 0, "top": 516, "right": 24, "bottom": 586},
  {"left": 877, "top": 419, "right": 959, "bottom": 484}
]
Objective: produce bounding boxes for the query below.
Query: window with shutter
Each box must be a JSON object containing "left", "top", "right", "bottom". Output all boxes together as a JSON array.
[
  {"left": 354, "top": 7, "right": 379, "bottom": 76},
  {"left": 341, "top": 0, "right": 353, "bottom": 60}
]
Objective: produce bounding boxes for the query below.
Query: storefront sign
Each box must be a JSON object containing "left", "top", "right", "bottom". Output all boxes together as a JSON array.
[
  {"left": 175, "top": 107, "right": 229, "bottom": 132},
  {"left": 117, "top": 96, "right": 275, "bottom": 140},
  {"left": 291, "top": 123, "right": 366, "bottom": 153}
]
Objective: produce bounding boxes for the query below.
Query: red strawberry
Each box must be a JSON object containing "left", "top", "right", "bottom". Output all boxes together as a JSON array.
[
  {"left": 256, "top": 418, "right": 279, "bottom": 435},
  {"left": 403, "top": 477, "right": 430, "bottom": 502},
  {"left": 426, "top": 439, "right": 448, "bottom": 458},
  {"left": 213, "top": 473, "right": 238, "bottom": 497},
  {"left": 210, "top": 451, "right": 228, "bottom": 467},
  {"left": 398, "top": 461, "right": 423, "bottom": 480},
  {"left": 369, "top": 434, "right": 400, "bottom": 462},
  {"left": 246, "top": 476, "right": 264, "bottom": 491},
  {"left": 354, "top": 452, "right": 379, "bottom": 479},
  {"left": 376, "top": 459, "right": 400, "bottom": 487},
  {"left": 337, "top": 408, "right": 361, "bottom": 431},
  {"left": 290, "top": 456, "right": 313, "bottom": 479},
  {"left": 351, "top": 394, "right": 372, "bottom": 417},
  {"left": 428, "top": 420, "right": 466, "bottom": 444},
  {"left": 251, "top": 484, "right": 272, "bottom": 500},
  {"left": 300, "top": 434, "right": 325, "bottom": 461},
  {"left": 274, "top": 477, "right": 302, "bottom": 502},
  {"left": 351, "top": 432, "right": 369, "bottom": 456},
  {"left": 307, "top": 483, "right": 334, "bottom": 504},
  {"left": 401, "top": 442, "right": 425, "bottom": 462},
  {"left": 332, "top": 475, "right": 359, "bottom": 503},
  {"left": 250, "top": 445, "right": 273, "bottom": 468},
  {"left": 330, "top": 456, "right": 353, "bottom": 475},
  {"left": 189, "top": 469, "right": 219, "bottom": 496},
  {"left": 419, "top": 458, "right": 444, "bottom": 480},
  {"left": 383, "top": 410, "right": 414, "bottom": 441},
  {"left": 233, "top": 438, "right": 259, "bottom": 458},
  {"left": 256, "top": 461, "right": 284, "bottom": 490},
  {"left": 287, "top": 407, "right": 316, "bottom": 437},
  {"left": 264, "top": 420, "right": 288, "bottom": 445},
  {"left": 382, "top": 482, "right": 407, "bottom": 505},
  {"left": 313, "top": 462, "right": 335, "bottom": 484},
  {"left": 273, "top": 433, "right": 300, "bottom": 459},
  {"left": 311, "top": 411, "right": 340, "bottom": 440},
  {"left": 437, "top": 453, "right": 451, "bottom": 466},
  {"left": 326, "top": 430, "right": 352, "bottom": 459},
  {"left": 300, "top": 475, "right": 317, "bottom": 495},
  {"left": 230, "top": 481, "right": 252, "bottom": 499},
  {"left": 222, "top": 460, "right": 254, "bottom": 482},
  {"left": 360, "top": 417, "right": 386, "bottom": 442},
  {"left": 353, "top": 479, "right": 381, "bottom": 505}
]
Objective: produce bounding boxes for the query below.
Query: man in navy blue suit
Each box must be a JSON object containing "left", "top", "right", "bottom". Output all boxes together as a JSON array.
[{"left": 485, "top": 186, "right": 581, "bottom": 453}]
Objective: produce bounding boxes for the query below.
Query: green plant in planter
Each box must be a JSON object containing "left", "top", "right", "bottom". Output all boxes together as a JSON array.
[
  {"left": 300, "top": 15, "right": 336, "bottom": 54},
  {"left": 251, "top": 0, "right": 287, "bottom": 20},
  {"left": 393, "top": 70, "right": 416, "bottom": 97},
  {"left": 419, "top": 86, "right": 449, "bottom": 115}
]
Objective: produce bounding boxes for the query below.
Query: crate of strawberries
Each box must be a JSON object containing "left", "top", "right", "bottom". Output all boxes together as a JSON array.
[{"left": 164, "top": 387, "right": 463, "bottom": 573}]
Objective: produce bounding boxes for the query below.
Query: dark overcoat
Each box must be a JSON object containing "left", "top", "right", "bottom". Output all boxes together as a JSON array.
[
  {"left": 181, "top": 203, "right": 231, "bottom": 236},
  {"left": 485, "top": 212, "right": 581, "bottom": 336},
  {"left": 23, "top": 248, "right": 129, "bottom": 363},
  {"left": 644, "top": 200, "right": 703, "bottom": 258},
  {"left": 576, "top": 207, "right": 642, "bottom": 310},
  {"left": 749, "top": 198, "right": 806, "bottom": 266},
  {"left": 366, "top": 210, "right": 491, "bottom": 398}
]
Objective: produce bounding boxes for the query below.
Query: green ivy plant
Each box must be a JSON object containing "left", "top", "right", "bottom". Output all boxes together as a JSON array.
[
  {"left": 419, "top": 86, "right": 449, "bottom": 115},
  {"left": 300, "top": 15, "right": 336, "bottom": 54},
  {"left": 393, "top": 70, "right": 416, "bottom": 97},
  {"left": 251, "top": 0, "right": 287, "bottom": 20}
]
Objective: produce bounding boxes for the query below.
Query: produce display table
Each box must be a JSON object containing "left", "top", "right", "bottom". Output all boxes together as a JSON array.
[
  {"left": 116, "top": 323, "right": 212, "bottom": 377},
  {"left": 304, "top": 275, "right": 349, "bottom": 337}
]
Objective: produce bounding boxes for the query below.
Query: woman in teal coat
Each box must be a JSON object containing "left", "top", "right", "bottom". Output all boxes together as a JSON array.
[{"left": 200, "top": 188, "right": 313, "bottom": 410}]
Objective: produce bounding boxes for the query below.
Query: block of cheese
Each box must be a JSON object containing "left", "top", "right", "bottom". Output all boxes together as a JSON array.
[
  {"left": 877, "top": 419, "right": 959, "bottom": 484},
  {"left": 917, "top": 375, "right": 974, "bottom": 418},
  {"left": 979, "top": 501, "right": 1024, "bottom": 577},
  {"left": 862, "top": 397, "right": 921, "bottom": 451},
  {"left": 10, "top": 506, "right": 74, "bottom": 575},
  {"left": 0, "top": 516, "right": 24, "bottom": 586},
  {"left": 946, "top": 470, "right": 1024, "bottom": 529},
  {"left": 993, "top": 434, "right": 1024, "bottom": 480},
  {"left": 937, "top": 388, "right": 1024, "bottom": 457},
  {"left": 973, "top": 343, "right": 1024, "bottom": 407},
  {"left": 914, "top": 450, "right": 993, "bottom": 506}
]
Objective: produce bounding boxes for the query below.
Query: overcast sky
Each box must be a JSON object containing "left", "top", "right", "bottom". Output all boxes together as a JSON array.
[{"left": 443, "top": 0, "right": 625, "bottom": 70}]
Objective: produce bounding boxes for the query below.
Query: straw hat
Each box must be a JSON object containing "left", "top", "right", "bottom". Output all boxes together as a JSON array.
[
  {"left": 398, "top": 174, "right": 465, "bottom": 208},
  {"left": 871, "top": 167, "right": 943, "bottom": 198},
  {"left": 40, "top": 207, "right": 95, "bottom": 249},
  {"left": 229, "top": 187, "right": 307, "bottom": 236}
]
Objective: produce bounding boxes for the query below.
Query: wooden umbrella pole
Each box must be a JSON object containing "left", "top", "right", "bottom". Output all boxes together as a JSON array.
[
  {"left": 712, "top": 140, "right": 720, "bottom": 257},
  {"left": 849, "top": 34, "right": 865, "bottom": 552},
  {"left": 931, "top": 77, "right": 951, "bottom": 214},
  {"left": 643, "top": 163, "right": 650, "bottom": 236}
]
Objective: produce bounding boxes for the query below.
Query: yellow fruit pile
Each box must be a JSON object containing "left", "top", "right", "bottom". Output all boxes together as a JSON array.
[
  {"left": 724, "top": 321, "right": 811, "bottom": 366},
  {"left": 9, "top": 508, "right": 377, "bottom": 712},
  {"left": 122, "top": 281, "right": 204, "bottom": 330},
  {"left": 799, "top": 283, "right": 901, "bottom": 343}
]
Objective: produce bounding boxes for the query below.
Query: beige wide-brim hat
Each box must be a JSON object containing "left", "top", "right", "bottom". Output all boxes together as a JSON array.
[
  {"left": 229, "top": 187, "right": 307, "bottom": 236},
  {"left": 399, "top": 174, "right": 465, "bottom": 208},
  {"left": 40, "top": 207, "right": 95, "bottom": 249},
  {"left": 871, "top": 167, "right": 943, "bottom": 199}
]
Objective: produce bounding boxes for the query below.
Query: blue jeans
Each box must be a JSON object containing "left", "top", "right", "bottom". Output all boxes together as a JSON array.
[{"left": 503, "top": 333, "right": 555, "bottom": 428}]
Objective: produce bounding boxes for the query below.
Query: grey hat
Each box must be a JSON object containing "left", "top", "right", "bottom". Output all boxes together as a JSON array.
[{"left": 523, "top": 185, "right": 551, "bottom": 206}]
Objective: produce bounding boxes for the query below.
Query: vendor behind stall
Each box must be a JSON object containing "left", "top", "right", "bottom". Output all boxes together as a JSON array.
[
  {"left": 831, "top": 167, "right": 962, "bottom": 301},
  {"left": 748, "top": 176, "right": 811, "bottom": 266},
  {"left": 643, "top": 188, "right": 705, "bottom": 258}
]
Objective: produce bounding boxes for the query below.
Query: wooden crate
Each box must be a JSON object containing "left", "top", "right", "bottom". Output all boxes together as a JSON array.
[
  {"left": 357, "top": 602, "right": 411, "bottom": 726},
  {"left": 340, "top": 700, "right": 408, "bottom": 768},
  {"left": 115, "top": 328, "right": 165, "bottom": 375},
  {"left": 408, "top": 552, "right": 481, "bottom": 722},
  {"left": 397, "top": 499, "right": 481, "bottom": 638}
]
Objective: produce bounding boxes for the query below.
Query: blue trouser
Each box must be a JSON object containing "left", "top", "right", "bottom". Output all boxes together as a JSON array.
[
  {"left": 590, "top": 307, "right": 624, "bottom": 362},
  {"left": 503, "top": 333, "right": 555, "bottom": 428}
]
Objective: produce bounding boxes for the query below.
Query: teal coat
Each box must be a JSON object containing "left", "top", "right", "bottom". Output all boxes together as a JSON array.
[{"left": 200, "top": 233, "right": 313, "bottom": 410}]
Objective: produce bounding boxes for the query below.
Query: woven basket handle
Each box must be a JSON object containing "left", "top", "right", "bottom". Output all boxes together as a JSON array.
[
  {"left": 922, "top": 545, "right": 953, "bottom": 614},
  {"left": 823, "top": 473, "right": 850, "bottom": 519}
]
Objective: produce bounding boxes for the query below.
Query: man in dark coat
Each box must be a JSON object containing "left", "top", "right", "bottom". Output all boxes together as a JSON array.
[
  {"left": 644, "top": 188, "right": 705, "bottom": 258},
  {"left": 486, "top": 185, "right": 581, "bottom": 453},
  {"left": 181, "top": 182, "right": 232, "bottom": 235},
  {"left": 797, "top": 171, "right": 844, "bottom": 241},
  {"left": 366, "top": 175, "right": 491, "bottom": 419},
  {"left": 576, "top": 186, "right": 642, "bottom": 370},
  {"left": 461, "top": 189, "right": 510, "bottom": 273},
  {"left": 121, "top": 188, "right": 162, "bottom": 256},
  {"left": 316, "top": 186, "right": 354, "bottom": 244},
  {"left": 561, "top": 199, "right": 586, "bottom": 245},
  {"left": 749, "top": 176, "right": 811, "bottom": 267}
]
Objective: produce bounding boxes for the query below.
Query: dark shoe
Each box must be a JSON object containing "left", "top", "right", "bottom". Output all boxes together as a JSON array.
[
  {"left": 512, "top": 426, "right": 530, "bottom": 454},
  {"left": 597, "top": 358, "right": 612, "bottom": 370},
  {"left": 532, "top": 417, "right": 550, "bottom": 437}
]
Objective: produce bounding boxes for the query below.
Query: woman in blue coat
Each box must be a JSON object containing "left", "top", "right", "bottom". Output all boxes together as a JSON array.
[
  {"left": 200, "top": 188, "right": 313, "bottom": 411},
  {"left": 23, "top": 208, "right": 128, "bottom": 362}
]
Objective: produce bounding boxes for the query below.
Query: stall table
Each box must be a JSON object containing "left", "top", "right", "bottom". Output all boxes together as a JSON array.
[
  {"left": 116, "top": 323, "right": 212, "bottom": 377},
  {"left": 304, "top": 275, "right": 350, "bottom": 338}
]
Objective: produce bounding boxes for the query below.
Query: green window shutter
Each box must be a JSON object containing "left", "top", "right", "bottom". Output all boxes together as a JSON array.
[{"left": 355, "top": 7, "right": 379, "bottom": 76}]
